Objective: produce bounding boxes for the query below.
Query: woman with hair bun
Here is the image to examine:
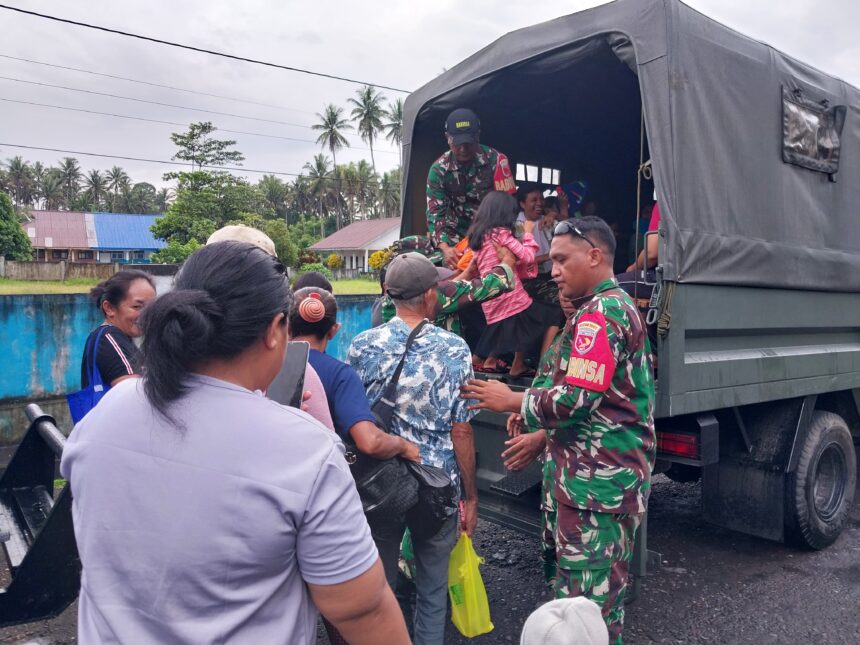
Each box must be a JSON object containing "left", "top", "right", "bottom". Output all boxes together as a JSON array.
[
  {"left": 290, "top": 287, "right": 419, "bottom": 461},
  {"left": 61, "top": 242, "right": 409, "bottom": 645},
  {"left": 80, "top": 269, "right": 157, "bottom": 390}
]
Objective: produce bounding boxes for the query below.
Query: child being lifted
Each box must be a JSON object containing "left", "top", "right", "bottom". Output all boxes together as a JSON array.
[{"left": 467, "top": 191, "right": 558, "bottom": 378}]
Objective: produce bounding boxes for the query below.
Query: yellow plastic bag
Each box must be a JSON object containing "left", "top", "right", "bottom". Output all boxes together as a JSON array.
[{"left": 448, "top": 533, "right": 494, "bottom": 637}]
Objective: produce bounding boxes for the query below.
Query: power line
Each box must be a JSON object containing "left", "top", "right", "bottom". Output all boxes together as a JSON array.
[
  {"left": 0, "top": 3, "right": 409, "bottom": 93},
  {"left": 0, "top": 52, "right": 316, "bottom": 116},
  {"left": 0, "top": 75, "right": 375, "bottom": 143},
  {"left": 0, "top": 142, "right": 301, "bottom": 177},
  {"left": 0, "top": 142, "right": 398, "bottom": 185},
  {"left": 0, "top": 97, "right": 397, "bottom": 154}
]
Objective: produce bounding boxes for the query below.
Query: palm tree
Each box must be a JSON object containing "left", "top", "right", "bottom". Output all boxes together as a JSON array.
[
  {"left": 83, "top": 170, "right": 108, "bottom": 210},
  {"left": 312, "top": 104, "right": 352, "bottom": 228},
  {"left": 303, "top": 154, "right": 334, "bottom": 237},
  {"left": 31, "top": 162, "right": 46, "bottom": 208},
  {"left": 348, "top": 85, "right": 386, "bottom": 174},
  {"left": 355, "top": 160, "right": 378, "bottom": 219},
  {"left": 106, "top": 166, "right": 130, "bottom": 211},
  {"left": 154, "top": 187, "right": 174, "bottom": 214},
  {"left": 258, "top": 174, "right": 288, "bottom": 222},
  {"left": 5, "top": 156, "right": 31, "bottom": 211},
  {"left": 41, "top": 171, "right": 64, "bottom": 210},
  {"left": 378, "top": 171, "right": 400, "bottom": 219},
  {"left": 58, "top": 157, "right": 81, "bottom": 209},
  {"left": 383, "top": 98, "right": 404, "bottom": 161}
]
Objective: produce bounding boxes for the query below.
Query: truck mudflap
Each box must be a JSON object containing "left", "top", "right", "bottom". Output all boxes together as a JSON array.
[{"left": 0, "top": 405, "right": 80, "bottom": 627}]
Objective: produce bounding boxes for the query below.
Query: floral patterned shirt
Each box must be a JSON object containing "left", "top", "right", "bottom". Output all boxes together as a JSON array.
[{"left": 347, "top": 317, "right": 476, "bottom": 492}]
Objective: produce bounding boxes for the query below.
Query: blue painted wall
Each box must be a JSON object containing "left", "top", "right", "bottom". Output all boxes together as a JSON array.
[
  {"left": 0, "top": 295, "right": 102, "bottom": 401},
  {"left": 0, "top": 293, "right": 376, "bottom": 402}
]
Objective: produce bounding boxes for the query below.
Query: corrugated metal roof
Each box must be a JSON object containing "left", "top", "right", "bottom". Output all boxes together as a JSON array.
[
  {"left": 310, "top": 217, "right": 401, "bottom": 251},
  {"left": 23, "top": 211, "right": 89, "bottom": 249},
  {"left": 91, "top": 213, "right": 165, "bottom": 251}
]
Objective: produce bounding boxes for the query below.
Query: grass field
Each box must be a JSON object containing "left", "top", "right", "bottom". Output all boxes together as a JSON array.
[
  {"left": 0, "top": 277, "right": 99, "bottom": 294},
  {"left": 0, "top": 276, "right": 377, "bottom": 296},
  {"left": 330, "top": 278, "right": 379, "bottom": 295}
]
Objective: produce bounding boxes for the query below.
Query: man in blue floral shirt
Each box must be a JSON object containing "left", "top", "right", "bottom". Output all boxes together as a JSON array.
[{"left": 348, "top": 252, "right": 477, "bottom": 644}]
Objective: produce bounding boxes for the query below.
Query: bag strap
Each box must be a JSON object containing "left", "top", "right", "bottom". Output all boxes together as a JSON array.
[
  {"left": 377, "top": 319, "right": 428, "bottom": 407},
  {"left": 88, "top": 327, "right": 110, "bottom": 390}
]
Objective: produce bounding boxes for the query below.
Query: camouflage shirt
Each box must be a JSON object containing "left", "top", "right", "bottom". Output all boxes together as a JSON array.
[
  {"left": 426, "top": 145, "right": 515, "bottom": 247},
  {"left": 522, "top": 278, "right": 656, "bottom": 515},
  {"left": 381, "top": 264, "right": 515, "bottom": 335}
]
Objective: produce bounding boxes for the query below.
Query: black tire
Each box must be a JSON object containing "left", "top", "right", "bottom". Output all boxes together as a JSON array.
[
  {"left": 664, "top": 463, "right": 701, "bottom": 483},
  {"left": 785, "top": 411, "right": 857, "bottom": 550}
]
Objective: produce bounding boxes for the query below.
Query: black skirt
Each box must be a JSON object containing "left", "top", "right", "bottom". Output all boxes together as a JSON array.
[{"left": 476, "top": 299, "right": 559, "bottom": 358}]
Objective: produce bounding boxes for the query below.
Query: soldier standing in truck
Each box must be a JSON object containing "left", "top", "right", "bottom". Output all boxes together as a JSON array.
[
  {"left": 426, "top": 108, "right": 515, "bottom": 269},
  {"left": 461, "top": 216, "right": 655, "bottom": 644}
]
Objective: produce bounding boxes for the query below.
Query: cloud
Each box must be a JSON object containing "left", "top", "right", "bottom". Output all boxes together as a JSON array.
[{"left": 1, "top": 0, "right": 857, "bottom": 190}]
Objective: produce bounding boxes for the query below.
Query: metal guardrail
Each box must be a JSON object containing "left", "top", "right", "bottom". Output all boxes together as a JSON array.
[{"left": 0, "top": 404, "right": 80, "bottom": 627}]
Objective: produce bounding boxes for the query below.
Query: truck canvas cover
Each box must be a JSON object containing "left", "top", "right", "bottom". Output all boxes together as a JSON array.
[{"left": 401, "top": 0, "right": 860, "bottom": 293}]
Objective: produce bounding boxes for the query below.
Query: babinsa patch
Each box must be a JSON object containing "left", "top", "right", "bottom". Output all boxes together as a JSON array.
[{"left": 566, "top": 311, "right": 616, "bottom": 392}]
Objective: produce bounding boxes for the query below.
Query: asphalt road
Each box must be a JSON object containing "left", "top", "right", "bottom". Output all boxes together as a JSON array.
[{"left": 2, "top": 471, "right": 858, "bottom": 644}]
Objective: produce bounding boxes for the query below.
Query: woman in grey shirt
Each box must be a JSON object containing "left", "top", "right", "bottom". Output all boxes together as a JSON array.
[{"left": 61, "top": 241, "right": 408, "bottom": 645}]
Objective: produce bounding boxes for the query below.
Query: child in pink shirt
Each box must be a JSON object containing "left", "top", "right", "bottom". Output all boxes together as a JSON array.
[{"left": 467, "top": 191, "right": 555, "bottom": 378}]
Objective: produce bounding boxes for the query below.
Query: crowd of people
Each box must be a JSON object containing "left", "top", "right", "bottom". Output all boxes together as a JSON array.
[{"left": 62, "top": 107, "right": 657, "bottom": 645}]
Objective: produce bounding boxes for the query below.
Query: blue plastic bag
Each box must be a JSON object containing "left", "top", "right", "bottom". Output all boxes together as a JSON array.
[{"left": 66, "top": 327, "right": 109, "bottom": 424}]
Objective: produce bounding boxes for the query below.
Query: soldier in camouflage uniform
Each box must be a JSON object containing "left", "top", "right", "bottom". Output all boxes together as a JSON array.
[
  {"left": 462, "top": 216, "right": 655, "bottom": 645},
  {"left": 380, "top": 256, "right": 516, "bottom": 335},
  {"left": 426, "top": 108, "right": 515, "bottom": 268}
]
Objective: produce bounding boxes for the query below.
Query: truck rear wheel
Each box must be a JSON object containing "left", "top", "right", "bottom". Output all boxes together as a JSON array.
[{"left": 785, "top": 411, "right": 856, "bottom": 549}]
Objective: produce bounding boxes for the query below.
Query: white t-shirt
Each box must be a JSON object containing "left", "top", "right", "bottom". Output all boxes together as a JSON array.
[
  {"left": 60, "top": 375, "right": 377, "bottom": 644},
  {"left": 517, "top": 211, "right": 553, "bottom": 273}
]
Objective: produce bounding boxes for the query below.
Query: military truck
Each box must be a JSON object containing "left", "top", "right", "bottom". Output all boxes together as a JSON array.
[{"left": 399, "top": 0, "right": 859, "bottom": 550}]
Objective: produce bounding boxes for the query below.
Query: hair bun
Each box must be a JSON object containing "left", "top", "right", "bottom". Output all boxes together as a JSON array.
[{"left": 298, "top": 293, "right": 326, "bottom": 323}]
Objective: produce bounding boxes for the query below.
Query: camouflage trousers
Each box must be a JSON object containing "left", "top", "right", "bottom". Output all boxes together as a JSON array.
[
  {"left": 540, "top": 454, "right": 558, "bottom": 585},
  {"left": 553, "top": 504, "right": 641, "bottom": 645}
]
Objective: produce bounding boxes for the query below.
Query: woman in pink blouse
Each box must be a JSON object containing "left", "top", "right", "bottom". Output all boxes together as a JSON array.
[{"left": 467, "top": 191, "right": 557, "bottom": 378}]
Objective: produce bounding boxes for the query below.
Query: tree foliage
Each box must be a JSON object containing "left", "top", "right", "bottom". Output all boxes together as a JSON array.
[
  {"left": 169, "top": 122, "right": 245, "bottom": 171},
  {"left": 0, "top": 193, "right": 34, "bottom": 260},
  {"left": 325, "top": 253, "right": 344, "bottom": 270},
  {"left": 151, "top": 238, "right": 202, "bottom": 264}
]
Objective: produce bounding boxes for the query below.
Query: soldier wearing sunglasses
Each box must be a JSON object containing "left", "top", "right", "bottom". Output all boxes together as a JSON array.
[{"left": 461, "top": 216, "right": 655, "bottom": 645}]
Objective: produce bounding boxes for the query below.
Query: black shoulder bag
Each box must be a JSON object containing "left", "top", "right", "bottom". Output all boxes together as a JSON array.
[{"left": 345, "top": 321, "right": 428, "bottom": 520}]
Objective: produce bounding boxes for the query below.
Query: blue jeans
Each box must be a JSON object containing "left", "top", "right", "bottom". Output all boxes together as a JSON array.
[{"left": 370, "top": 513, "right": 459, "bottom": 645}]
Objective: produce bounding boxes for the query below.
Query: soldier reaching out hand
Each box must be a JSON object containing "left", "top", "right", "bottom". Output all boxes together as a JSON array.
[{"left": 461, "top": 216, "right": 655, "bottom": 645}]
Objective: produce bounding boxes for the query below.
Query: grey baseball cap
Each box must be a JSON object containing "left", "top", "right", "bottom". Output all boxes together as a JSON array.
[{"left": 385, "top": 252, "right": 438, "bottom": 300}]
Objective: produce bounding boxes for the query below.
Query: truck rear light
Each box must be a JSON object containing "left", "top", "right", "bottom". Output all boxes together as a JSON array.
[{"left": 657, "top": 432, "right": 700, "bottom": 460}]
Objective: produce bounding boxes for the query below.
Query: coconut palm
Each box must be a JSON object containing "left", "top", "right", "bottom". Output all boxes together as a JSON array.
[
  {"left": 303, "top": 154, "right": 335, "bottom": 236},
  {"left": 5, "top": 156, "right": 31, "bottom": 211},
  {"left": 106, "top": 166, "right": 130, "bottom": 211},
  {"left": 154, "top": 187, "right": 174, "bottom": 214},
  {"left": 313, "top": 104, "right": 352, "bottom": 228},
  {"left": 378, "top": 170, "right": 400, "bottom": 219},
  {"left": 41, "top": 171, "right": 64, "bottom": 210},
  {"left": 348, "top": 85, "right": 386, "bottom": 174},
  {"left": 30, "top": 162, "right": 46, "bottom": 208},
  {"left": 83, "top": 169, "right": 108, "bottom": 210},
  {"left": 258, "top": 174, "right": 289, "bottom": 222},
  {"left": 383, "top": 98, "right": 404, "bottom": 160},
  {"left": 58, "top": 157, "right": 81, "bottom": 209},
  {"left": 354, "top": 160, "right": 378, "bottom": 219}
]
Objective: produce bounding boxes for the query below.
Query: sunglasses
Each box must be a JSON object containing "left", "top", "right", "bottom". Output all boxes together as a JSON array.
[{"left": 553, "top": 220, "right": 597, "bottom": 249}]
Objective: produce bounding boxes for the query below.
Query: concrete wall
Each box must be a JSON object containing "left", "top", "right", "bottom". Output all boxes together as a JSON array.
[
  {"left": 1, "top": 261, "right": 119, "bottom": 281},
  {"left": 0, "top": 293, "right": 374, "bottom": 455}
]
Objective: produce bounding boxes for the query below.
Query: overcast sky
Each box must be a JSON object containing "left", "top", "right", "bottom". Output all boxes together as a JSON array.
[{"left": 2, "top": 0, "right": 858, "bottom": 190}]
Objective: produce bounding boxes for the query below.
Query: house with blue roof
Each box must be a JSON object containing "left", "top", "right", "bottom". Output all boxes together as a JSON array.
[
  {"left": 23, "top": 211, "right": 165, "bottom": 263},
  {"left": 89, "top": 213, "right": 165, "bottom": 263}
]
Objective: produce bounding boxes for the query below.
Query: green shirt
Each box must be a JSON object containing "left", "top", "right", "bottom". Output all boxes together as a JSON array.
[
  {"left": 426, "top": 145, "right": 513, "bottom": 247},
  {"left": 522, "top": 278, "right": 656, "bottom": 515},
  {"left": 381, "top": 264, "right": 514, "bottom": 335}
]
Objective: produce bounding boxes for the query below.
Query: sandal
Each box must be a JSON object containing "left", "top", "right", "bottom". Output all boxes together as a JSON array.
[
  {"left": 478, "top": 358, "right": 511, "bottom": 374},
  {"left": 508, "top": 368, "right": 536, "bottom": 379}
]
